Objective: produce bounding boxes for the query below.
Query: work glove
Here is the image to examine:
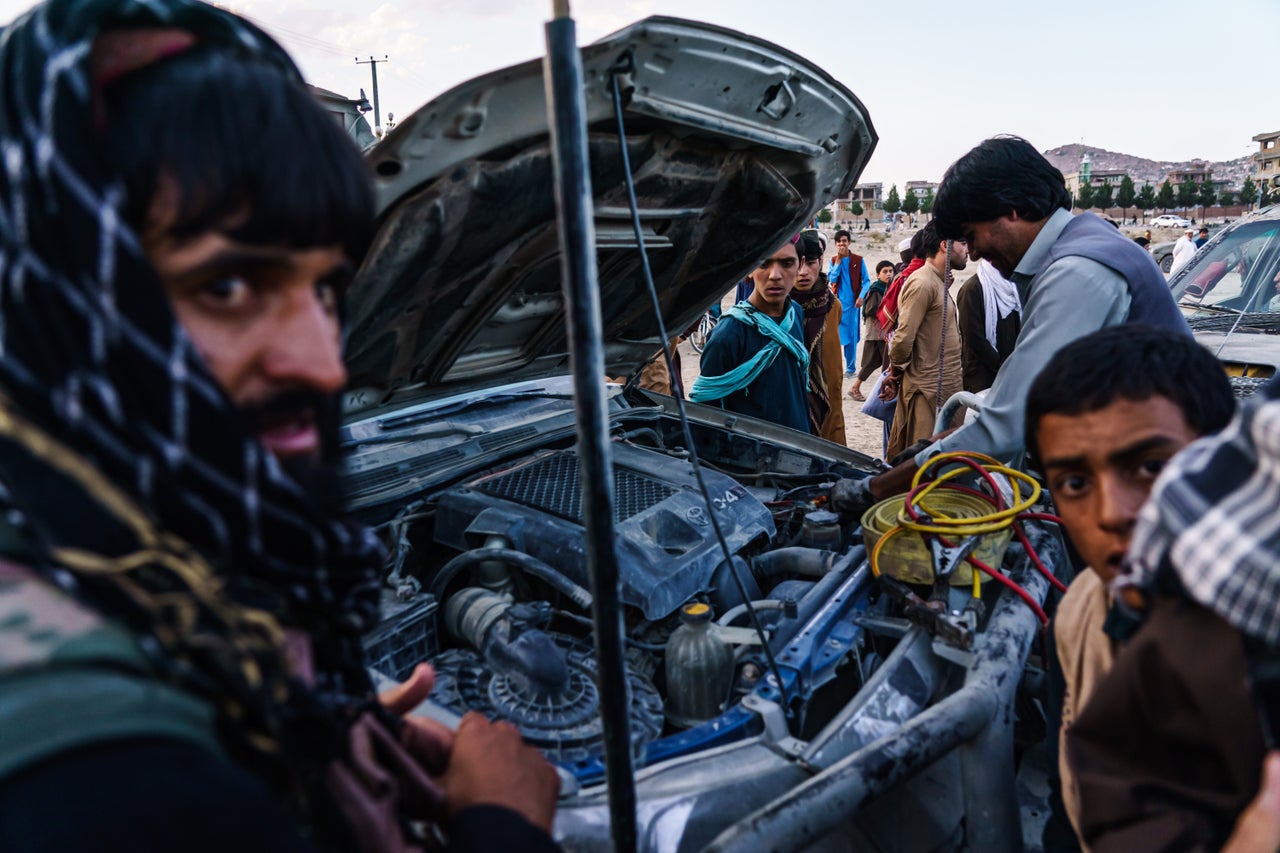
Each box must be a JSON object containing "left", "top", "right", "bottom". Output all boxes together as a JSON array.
[{"left": 829, "top": 476, "right": 878, "bottom": 522}]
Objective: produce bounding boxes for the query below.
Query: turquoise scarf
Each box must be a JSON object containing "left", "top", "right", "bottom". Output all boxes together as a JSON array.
[{"left": 689, "top": 301, "right": 809, "bottom": 403}]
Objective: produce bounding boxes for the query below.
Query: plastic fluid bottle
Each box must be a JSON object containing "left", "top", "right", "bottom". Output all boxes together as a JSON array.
[{"left": 665, "top": 602, "right": 734, "bottom": 728}]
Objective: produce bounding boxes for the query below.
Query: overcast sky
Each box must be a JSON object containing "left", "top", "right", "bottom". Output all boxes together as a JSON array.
[{"left": 2, "top": 0, "right": 1274, "bottom": 189}]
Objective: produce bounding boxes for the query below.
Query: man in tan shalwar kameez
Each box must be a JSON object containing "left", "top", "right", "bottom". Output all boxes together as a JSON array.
[{"left": 882, "top": 223, "right": 965, "bottom": 459}]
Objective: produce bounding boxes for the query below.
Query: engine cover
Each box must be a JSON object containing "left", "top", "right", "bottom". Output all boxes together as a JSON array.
[{"left": 433, "top": 444, "right": 775, "bottom": 619}]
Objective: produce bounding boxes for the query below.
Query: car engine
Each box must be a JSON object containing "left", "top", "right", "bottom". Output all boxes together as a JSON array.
[{"left": 358, "top": 408, "right": 877, "bottom": 780}]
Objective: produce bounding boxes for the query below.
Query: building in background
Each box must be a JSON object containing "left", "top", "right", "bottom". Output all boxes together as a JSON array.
[
  {"left": 824, "top": 182, "right": 883, "bottom": 230},
  {"left": 1253, "top": 130, "right": 1280, "bottom": 186},
  {"left": 309, "top": 85, "right": 378, "bottom": 149},
  {"left": 1165, "top": 162, "right": 1212, "bottom": 187},
  {"left": 852, "top": 182, "right": 883, "bottom": 210},
  {"left": 904, "top": 180, "right": 938, "bottom": 199},
  {"left": 1064, "top": 151, "right": 1130, "bottom": 198}
]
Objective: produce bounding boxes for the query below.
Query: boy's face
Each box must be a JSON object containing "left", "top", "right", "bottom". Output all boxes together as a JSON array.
[
  {"left": 794, "top": 254, "right": 821, "bottom": 292},
  {"left": 878, "top": 266, "right": 893, "bottom": 284},
  {"left": 748, "top": 243, "right": 799, "bottom": 316},
  {"left": 1035, "top": 396, "right": 1199, "bottom": 582}
]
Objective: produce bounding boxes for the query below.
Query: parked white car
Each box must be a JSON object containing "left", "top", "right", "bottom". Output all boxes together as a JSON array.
[{"left": 1151, "top": 214, "right": 1192, "bottom": 228}]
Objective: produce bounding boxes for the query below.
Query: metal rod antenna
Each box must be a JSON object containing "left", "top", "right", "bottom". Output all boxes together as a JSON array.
[{"left": 543, "top": 5, "right": 637, "bottom": 852}]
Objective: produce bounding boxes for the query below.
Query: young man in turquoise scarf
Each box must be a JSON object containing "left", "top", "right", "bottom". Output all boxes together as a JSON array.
[{"left": 690, "top": 238, "right": 811, "bottom": 433}]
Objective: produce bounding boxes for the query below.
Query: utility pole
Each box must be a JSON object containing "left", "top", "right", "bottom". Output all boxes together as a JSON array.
[{"left": 355, "top": 55, "right": 389, "bottom": 135}]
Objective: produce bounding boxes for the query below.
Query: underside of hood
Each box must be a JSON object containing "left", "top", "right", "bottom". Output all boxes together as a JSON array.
[{"left": 343, "top": 16, "right": 876, "bottom": 401}]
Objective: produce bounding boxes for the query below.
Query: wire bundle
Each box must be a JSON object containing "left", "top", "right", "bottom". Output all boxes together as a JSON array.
[{"left": 869, "top": 451, "right": 1066, "bottom": 625}]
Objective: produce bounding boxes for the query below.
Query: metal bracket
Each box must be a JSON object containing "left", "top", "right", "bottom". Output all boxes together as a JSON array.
[
  {"left": 854, "top": 613, "right": 911, "bottom": 639},
  {"left": 931, "top": 637, "right": 976, "bottom": 668},
  {"left": 876, "top": 571, "right": 985, "bottom": 656},
  {"left": 742, "top": 692, "right": 790, "bottom": 742}
]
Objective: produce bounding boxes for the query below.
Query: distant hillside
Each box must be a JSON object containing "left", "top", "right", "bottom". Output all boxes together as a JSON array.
[{"left": 1043, "top": 144, "right": 1253, "bottom": 188}]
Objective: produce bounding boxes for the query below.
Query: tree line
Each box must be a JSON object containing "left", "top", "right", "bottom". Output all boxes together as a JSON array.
[
  {"left": 1073, "top": 175, "right": 1270, "bottom": 221},
  {"left": 822, "top": 176, "right": 1271, "bottom": 226}
]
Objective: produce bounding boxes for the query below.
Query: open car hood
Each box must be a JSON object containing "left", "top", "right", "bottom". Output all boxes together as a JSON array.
[{"left": 343, "top": 16, "right": 876, "bottom": 400}]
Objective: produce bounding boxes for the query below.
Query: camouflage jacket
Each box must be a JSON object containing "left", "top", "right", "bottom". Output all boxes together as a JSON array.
[{"left": 0, "top": 550, "right": 222, "bottom": 781}]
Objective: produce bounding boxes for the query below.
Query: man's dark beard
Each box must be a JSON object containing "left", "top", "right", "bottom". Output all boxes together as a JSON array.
[{"left": 238, "top": 389, "right": 347, "bottom": 517}]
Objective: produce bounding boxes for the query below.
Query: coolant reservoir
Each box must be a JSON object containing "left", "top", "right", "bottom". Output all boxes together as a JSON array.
[
  {"left": 801, "top": 508, "right": 842, "bottom": 550},
  {"left": 665, "top": 602, "right": 734, "bottom": 728}
]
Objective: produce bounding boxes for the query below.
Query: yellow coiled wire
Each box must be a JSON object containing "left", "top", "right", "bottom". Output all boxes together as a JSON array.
[{"left": 869, "top": 451, "right": 1043, "bottom": 598}]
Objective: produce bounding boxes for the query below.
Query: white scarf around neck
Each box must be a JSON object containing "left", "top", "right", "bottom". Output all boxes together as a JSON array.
[{"left": 977, "top": 260, "right": 1021, "bottom": 349}]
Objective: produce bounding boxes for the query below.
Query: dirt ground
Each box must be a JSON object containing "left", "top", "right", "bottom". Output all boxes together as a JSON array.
[{"left": 678, "top": 227, "right": 975, "bottom": 462}]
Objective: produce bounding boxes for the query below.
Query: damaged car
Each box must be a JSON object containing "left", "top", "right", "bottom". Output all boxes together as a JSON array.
[
  {"left": 343, "top": 16, "right": 1067, "bottom": 852},
  {"left": 1168, "top": 203, "right": 1280, "bottom": 397}
]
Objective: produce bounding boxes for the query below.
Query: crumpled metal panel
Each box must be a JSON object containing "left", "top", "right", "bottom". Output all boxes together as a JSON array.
[{"left": 344, "top": 16, "right": 876, "bottom": 395}]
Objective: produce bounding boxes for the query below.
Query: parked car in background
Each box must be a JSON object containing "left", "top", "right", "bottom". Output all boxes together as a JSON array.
[
  {"left": 1150, "top": 214, "right": 1192, "bottom": 228},
  {"left": 1168, "top": 204, "right": 1280, "bottom": 396},
  {"left": 1150, "top": 222, "right": 1224, "bottom": 273},
  {"left": 1151, "top": 240, "right": 1178, "bottom": 273}
]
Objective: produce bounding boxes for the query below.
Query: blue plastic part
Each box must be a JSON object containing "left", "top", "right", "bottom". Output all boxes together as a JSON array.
[{"left": 562, "top": 571, "right": 875, "bottom": 784}]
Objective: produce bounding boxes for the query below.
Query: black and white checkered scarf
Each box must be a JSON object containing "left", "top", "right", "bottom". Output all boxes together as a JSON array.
[
  {"left": 0, "top": 0, "right": 384, "bottom": 793},
  {"left": 1121, "top": 377, "right": 1280, "bottom": 646}
]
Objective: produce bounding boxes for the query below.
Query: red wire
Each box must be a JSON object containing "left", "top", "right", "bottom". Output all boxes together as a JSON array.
[
  {"left": 966, "top": 556, "right": 1049, "bottom": 625},
  {"left": 1020, "top": 511, "right": 1065, "bottom": 525},
  {"left": 1014, "top": 522, "right": 1068, "bottom": 593},
  {"left": 900, "top": 463, "right": 1068, "bottom": 605}
]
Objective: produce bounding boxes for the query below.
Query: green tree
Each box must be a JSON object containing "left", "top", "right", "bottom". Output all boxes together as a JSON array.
[
  {"left": 1156, "top": 180, "right": 1175, "bottom": 212},
  {"left": 1095, "top": 183, "right": 1114, "bottom": 211},
  {"left": 1116, "top": 175, "right": 1136, "bottom": 221},
  {"left": 1176, "top": 176, "right": 1198, "bottom": 211},
  {"left": 921, "top": 188, "right": 935, "bottom": 214},
  {"left": 1197, "top": 181, "right": 1217, "bottom": 220},
  {"left": 1240, "top": 177, "right": 1258, "bottom": 207},
  {"left": 850, "top": 201, "right": 864, "bottom": 216},
  {"left": 1137, "top": 183, "right": 1157, "bottom": 218},
  {"left": 1219, "top": 190, "right": 1237, "bottom": 207},
  {"left": 883, "top": 184, "right": 901, "bottom": 215},
  {"left": 817, "top": 208, "right": 833, "bottom": 224},
  {"left": 1075, "top": 180, "right": 1095, "bottom": 210},
  {"left": 902, "top": 188, "right": 920, "bottom": 215}
]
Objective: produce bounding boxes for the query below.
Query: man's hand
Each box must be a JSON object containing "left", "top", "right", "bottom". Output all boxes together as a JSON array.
[
  {"left": 829, "top": 476, "right": 878, "bottom": 521},
  {"left": 878, "top": 374, "right": 898, "bottom": 402},
  {"left": 380, "top": 662, "right": 437, "bottom": 714},
  {"left": 855, "top": 297, "right": 864, "bottom": 308},
  {"left": 444, "top": 712, "right": 561, "bottom": 832},
  {"left": 380, "top": 663, "right": 453, "bottom": 775},
  {"left": 1224, "top": 752, "right": 1280, "bottom": 853}
]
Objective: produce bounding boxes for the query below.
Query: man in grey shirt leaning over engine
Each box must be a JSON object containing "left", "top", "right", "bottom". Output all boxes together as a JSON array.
[{"left": 832, "top": 135, "right": 1192, "bottom": 512}]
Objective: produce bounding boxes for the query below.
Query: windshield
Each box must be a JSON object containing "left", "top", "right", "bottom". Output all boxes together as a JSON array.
[{"left": 1171, "top": 220, "right": 1280, "bottom": 314}]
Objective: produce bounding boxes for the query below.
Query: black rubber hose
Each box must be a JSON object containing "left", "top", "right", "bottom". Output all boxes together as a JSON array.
[{"left": 428, "top": 548, "right": 594, "bottom": 610}]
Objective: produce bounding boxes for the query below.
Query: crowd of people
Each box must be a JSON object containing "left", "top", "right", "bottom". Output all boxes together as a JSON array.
[
  {"left": 695, "top": 215, "right": 1026, "bottom": 463},
  {"left": 0, "top": 1, "right": 1275, "bottom": 851},
  {"left": 695, "top": 137, "right": 1280, "bottom": 851}
]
